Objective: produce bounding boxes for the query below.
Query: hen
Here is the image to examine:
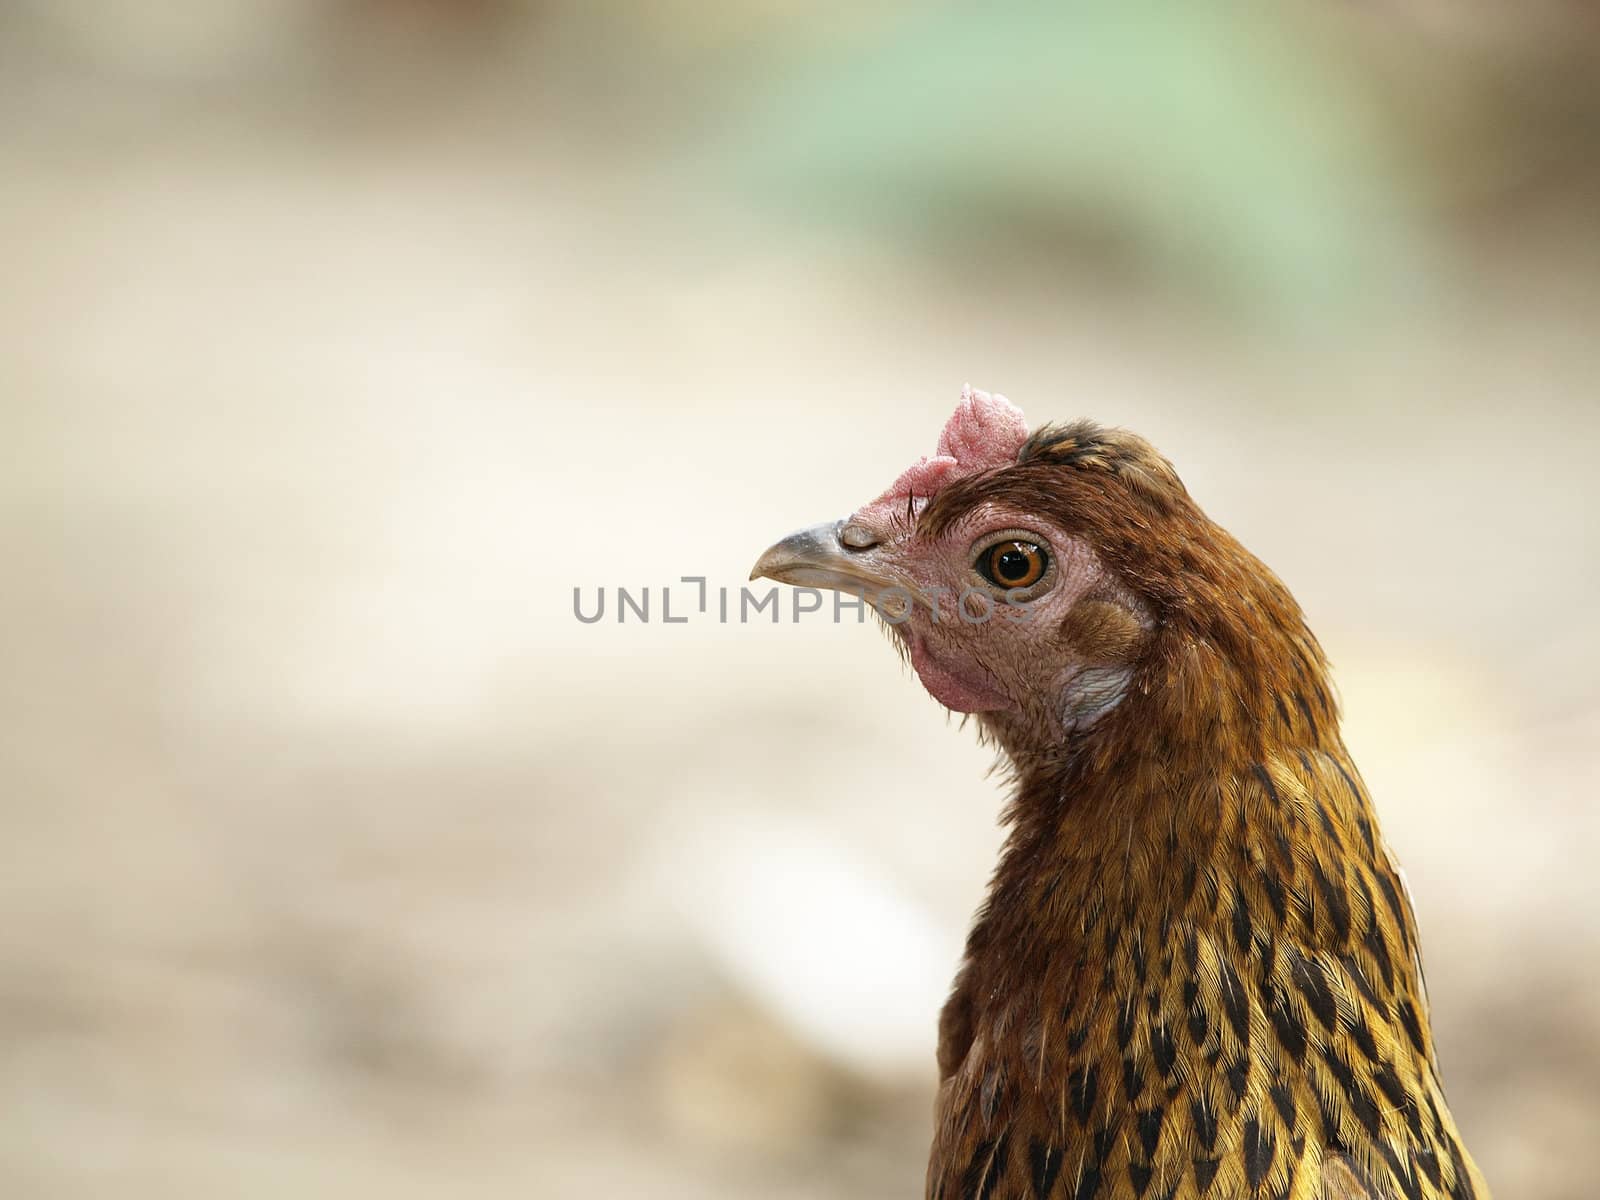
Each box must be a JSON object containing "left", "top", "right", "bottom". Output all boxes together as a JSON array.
[{"left": 751, "top": 388, "right": 1489, "bottom": 1200}]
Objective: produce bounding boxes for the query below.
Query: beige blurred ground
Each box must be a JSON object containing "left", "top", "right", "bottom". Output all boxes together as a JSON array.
[{"left": 1, "top": 3, "right": 1598, "bottom": 1197}]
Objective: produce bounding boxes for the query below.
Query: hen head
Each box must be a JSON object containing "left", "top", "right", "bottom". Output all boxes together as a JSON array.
[{"left": 752, "top": 386, "right": 1318, "bottom": 771}]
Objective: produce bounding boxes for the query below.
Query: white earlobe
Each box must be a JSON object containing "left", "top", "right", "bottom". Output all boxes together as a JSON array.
[{"left": 1060, "top": 664, "right": 1134, "bottom": 731}]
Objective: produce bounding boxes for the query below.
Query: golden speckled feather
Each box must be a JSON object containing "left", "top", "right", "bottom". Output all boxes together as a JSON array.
[{"left": 750, "top": 394, "right": 1490, "bottom": 1200}]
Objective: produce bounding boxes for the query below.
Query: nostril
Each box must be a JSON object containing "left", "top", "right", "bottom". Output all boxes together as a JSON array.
[{"left": 839, "top": 522, "right": 879, "bottom": 551}]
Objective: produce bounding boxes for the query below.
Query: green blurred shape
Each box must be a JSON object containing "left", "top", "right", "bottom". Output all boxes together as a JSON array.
[{"left": 730, "top": 2, "right": 1422, "bottom": 323}]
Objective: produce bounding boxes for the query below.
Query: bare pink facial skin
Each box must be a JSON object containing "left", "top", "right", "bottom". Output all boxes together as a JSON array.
[{"left": 842, "top": 388, "right": 1143, "bottom": 726}]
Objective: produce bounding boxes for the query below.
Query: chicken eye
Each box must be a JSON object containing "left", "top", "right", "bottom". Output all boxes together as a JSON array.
[{"left": 980, "top": 541, "right": 1047, "bottom": 589}]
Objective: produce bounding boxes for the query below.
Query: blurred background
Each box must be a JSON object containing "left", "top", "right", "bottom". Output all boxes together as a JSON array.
[{"left": 2, "top": 2, "right": 1597, "bottom": 1196}]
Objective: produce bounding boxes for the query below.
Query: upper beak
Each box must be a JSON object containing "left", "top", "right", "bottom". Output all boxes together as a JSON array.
[{"left": 749, "top": 520, "right": 894, "bottom": 595}]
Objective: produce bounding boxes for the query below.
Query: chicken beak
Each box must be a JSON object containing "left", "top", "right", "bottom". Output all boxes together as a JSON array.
[{"left": 749, "top": 520, "right": 896, "bottom": 596}]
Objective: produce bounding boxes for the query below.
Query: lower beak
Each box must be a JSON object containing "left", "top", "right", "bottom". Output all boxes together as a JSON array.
[{"left": 749, "top": 520, "right": 895, "bottom": 595}]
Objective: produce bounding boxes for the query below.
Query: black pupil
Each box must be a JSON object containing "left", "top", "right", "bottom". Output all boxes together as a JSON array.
[{"left": 996, "top": 546, "right": 1032, "bottom": 581}]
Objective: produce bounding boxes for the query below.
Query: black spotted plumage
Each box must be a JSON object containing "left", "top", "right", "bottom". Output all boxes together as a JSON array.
[{"left": 918, "top": 424, "right": 1490, "bottom": 1200}]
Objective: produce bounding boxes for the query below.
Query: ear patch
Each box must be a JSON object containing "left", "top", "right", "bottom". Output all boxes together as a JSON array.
[
  {"left": 853, "top": 385, "right": 1028, "bottom": 529},
  {"left": 1056, "top": 598, "right": 1150, "bottom": 665}
]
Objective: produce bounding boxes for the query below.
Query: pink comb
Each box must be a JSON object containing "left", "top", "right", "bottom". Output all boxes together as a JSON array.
[{"left": 852, "top": 385, "right": 1028, "bottom": 529}]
